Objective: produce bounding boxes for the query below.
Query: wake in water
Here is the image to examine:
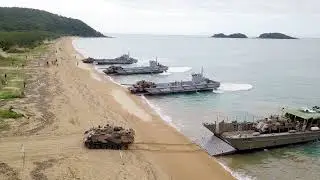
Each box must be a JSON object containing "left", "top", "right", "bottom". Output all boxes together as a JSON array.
[
  {"left": 159, "top": 66, "right": 192, "bottom": 75},
  {"left": 167, "top": 66, "right": 192, "bottom": 73},
  {"left": 217, "top": 83, "right": 253, "bottom": 93}
]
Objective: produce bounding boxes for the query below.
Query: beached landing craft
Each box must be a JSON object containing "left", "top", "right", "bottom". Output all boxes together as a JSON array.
[
  {"left": 103, "top": 60, "right": 168, "bottom": 75},
  {"left": 82, "top": 54, "right": 138, "bottom": 65},
  {"left": 128, "top": 71, "right": 220, "bottom": 95},
  {"left": 203, "top": 106, "right": 320, "bottom": 151}
]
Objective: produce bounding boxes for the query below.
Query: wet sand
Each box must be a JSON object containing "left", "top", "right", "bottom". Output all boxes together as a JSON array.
[{"left": 0, "top": 37, "right": 234, "bottom": 180}]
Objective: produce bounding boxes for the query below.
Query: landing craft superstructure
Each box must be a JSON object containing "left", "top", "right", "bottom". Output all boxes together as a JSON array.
[
  {"left": 204, "top": 106, "right": 320, "bottom": 151},
  {"left": 103, "top": 60, "right": 168, "bottom": 75},
  {"left": 82, "top": 54, "right": 138, "bottom": 65}
]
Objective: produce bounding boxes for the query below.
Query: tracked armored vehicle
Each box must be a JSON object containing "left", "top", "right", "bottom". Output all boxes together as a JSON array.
[
  {"left": 204, "top": 106, "right": 320, "bottom": 151},
  {"left": 82, "top": 54, "right": 138, "bottom": 65},
  {"left": 84, "top": 125, "right": 135, "bottom": 150},
  {"left": 103, "top": 60, "right": 168, "bottom": 75},
  {"left": 128, "top": 71, "right": 220, "bottom": 95}
]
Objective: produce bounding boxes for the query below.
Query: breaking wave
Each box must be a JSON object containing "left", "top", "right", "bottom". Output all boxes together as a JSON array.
[
  {"left": 159, "top": 72, "right": 172, "bottom": 76},
  {"left": 218, "top": 83, "right": 253, "bottom": 92},
  {"left": 218, "top": 161, "right": 255, "bottom": 180},
  {"left": 167, "top": 66, "right": 192, "bottom": 73},
  {"left": 140, "top": 96, "right": 180, "bottom": 131}
]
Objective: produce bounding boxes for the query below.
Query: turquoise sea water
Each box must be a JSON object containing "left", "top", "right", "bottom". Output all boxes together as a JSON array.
[{"left": 74, "top": 34, "right": 320, "bottom": 180}]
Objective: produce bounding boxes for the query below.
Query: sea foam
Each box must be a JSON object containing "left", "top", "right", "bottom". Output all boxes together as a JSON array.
[
  {"left": 217, "top": 161, "right": 255, "bottom": 180},
  {"left": 140, "top": 95, "right": 181, "bottom": 131},
  {"left": 218, "top": 83, "right": 253, "bottom": 92},
  {"left": 167, "top": 66, "right": 192, "bottom": 73}
]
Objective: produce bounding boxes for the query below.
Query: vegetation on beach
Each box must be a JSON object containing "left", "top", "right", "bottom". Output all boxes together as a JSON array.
[
  {"left": 0, "top": 108, "right": 23, "bottom": 119},
  {"left": 0, "top": 54, "right": 26, "bottom": 66},
  {"left": 0, "top": 108, "right": 23, "bottom": 131},
  {"left": 0, "top": 91, "right": 24, "bottom": 99},
  {"left": 0, "top": 31, "right": 58, "bottom": 51},
  {"left": 0, "top": 38, "right": 49, "bottom": 132},
  {"left": 0, "top": 54, "right": 26, "bottom": 100}
]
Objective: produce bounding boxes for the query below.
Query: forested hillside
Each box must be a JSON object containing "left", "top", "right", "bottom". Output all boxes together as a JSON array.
[
  {"left": 0, "top": 7, "right": 105, "bottom": 50},
  {"left": 0, "top": 7, "right": 104, "bottom": 37}
]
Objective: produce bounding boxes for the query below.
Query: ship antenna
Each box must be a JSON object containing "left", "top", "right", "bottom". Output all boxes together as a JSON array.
[
  {"left": 201, "top": 66, "right": 204, "bottom": 76},
  {"left": 128, "top": 51, "right": 130, "bottom": 56}
]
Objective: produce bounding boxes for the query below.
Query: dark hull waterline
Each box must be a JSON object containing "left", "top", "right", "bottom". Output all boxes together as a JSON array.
[
  {"left": 135, "top": 88, "right": 215, "bottom": 96},
  {"left": 221, "top": 131, "right": 320, "bottom": 151},
  {"left": 105, "top": 70, "right": 166, "bottom": 75}
]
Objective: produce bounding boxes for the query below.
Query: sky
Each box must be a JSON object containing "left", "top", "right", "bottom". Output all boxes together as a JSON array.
[{"left": 1, "top": 0, "right": 320, "bottom": 37}]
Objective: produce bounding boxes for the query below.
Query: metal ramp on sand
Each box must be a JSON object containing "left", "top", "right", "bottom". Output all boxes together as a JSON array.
[{"left": 196, "top": 135, "right": 236, "bottom": 156}]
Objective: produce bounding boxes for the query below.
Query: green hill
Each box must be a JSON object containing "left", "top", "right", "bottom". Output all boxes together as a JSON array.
[
  {"left": 0, "top": 7, "right": 105, "bottom": 51},
  {"left": 0, "top": 7, "right": 105, "bottom": 37}
]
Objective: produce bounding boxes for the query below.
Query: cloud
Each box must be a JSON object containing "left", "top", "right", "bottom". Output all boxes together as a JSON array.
[{"left": 1, "top": 0, "right": 320, "bottom": 37}]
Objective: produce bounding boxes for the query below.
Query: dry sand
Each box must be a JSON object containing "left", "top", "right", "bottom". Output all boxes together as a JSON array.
[{"left": 0, "top": 37, "right": 235, "bottom": 180}]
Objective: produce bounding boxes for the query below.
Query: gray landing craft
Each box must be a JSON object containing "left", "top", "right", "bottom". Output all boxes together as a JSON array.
[
  {"left": 203, "top": 106, "right": 320, "bottom": 151},
  {"left": 128, "top": 72, "right": 220, "bottom": 95},
  {"left": 103, "top": 60, "right": 168, "bottom": 75},
  {"left": 82, "top": 54, "right": 138, "bottom": 65}
]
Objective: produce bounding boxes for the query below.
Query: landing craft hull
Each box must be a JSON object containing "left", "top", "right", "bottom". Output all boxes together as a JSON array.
[
  {"left": 82, "top": 59, "right": 94, "bottom": 63},
  {"left": 145, "top": 87, "right": 215, "bottom": 95},
  {"left": 104, "top": 69, "right": 166, "bottom": 75},
  {"left": 116, "top": 70, "right": 165, "bottom": 75},
  {"left": 95, "top": 61, "right": 135, "bottom": 65},
  {"left": 222, "top": 131, "right": 320, "bottom": 151}
]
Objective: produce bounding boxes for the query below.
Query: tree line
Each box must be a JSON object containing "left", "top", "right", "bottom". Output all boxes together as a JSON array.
[{"left": 0, "top": 7, "right": 105, "bottom": 51}]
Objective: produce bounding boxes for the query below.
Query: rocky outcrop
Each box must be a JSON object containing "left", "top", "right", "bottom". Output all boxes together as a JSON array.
[
  {"left": 258, "top": 33, "right": 297, "bottom": 39},
  {"left": 211, "top": 33, "right": 248, "bottom": 38}
]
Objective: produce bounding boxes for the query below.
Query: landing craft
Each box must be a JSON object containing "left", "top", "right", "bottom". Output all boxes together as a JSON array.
[
  {"left": 203, "top": 106, "right": 320, "bottom": 151},
  {"left": 128, "top": 71, "right": 220, "bottom": 95},
  {"left": 103, "top": 60, "right": 168, "bottom": 75},
  {"left": 82, "top": 54, "right": 138, "bottom": 65}
]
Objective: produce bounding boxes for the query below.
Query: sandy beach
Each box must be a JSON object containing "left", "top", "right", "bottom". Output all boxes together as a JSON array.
[{"left": 0, "top": 37, "right": 234, "bottom": 180}]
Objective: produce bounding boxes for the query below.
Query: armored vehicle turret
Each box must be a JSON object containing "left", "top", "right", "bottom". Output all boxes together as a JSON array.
[{"left": 84, "top": 125, "right": 135, "bottom": 150}]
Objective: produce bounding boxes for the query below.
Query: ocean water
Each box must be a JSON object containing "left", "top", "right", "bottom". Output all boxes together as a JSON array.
[{"left": 73, "top": 34, "right": 320, "bottom": 180}]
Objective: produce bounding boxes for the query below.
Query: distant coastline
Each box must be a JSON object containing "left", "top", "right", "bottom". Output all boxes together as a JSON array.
[{"left": 211, "top": 32, "right": 297, "bottom": 39}]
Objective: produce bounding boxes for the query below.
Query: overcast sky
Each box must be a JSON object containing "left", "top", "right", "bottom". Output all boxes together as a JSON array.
[{"left": 2, "top": 0, "right": 320, "bottom": 37}]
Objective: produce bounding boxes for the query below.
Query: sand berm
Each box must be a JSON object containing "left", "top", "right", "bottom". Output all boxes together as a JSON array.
[{"left": 0, "top": 37, "right": 234, "bottom": 180}]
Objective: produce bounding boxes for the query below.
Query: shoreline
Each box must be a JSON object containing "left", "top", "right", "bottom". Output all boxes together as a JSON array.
[
  {"left": 0, "top": 37, "right": 235, "bottom": 180},
  {"left": 72, "top": 37, "right": 235, "bottom": 179}
]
